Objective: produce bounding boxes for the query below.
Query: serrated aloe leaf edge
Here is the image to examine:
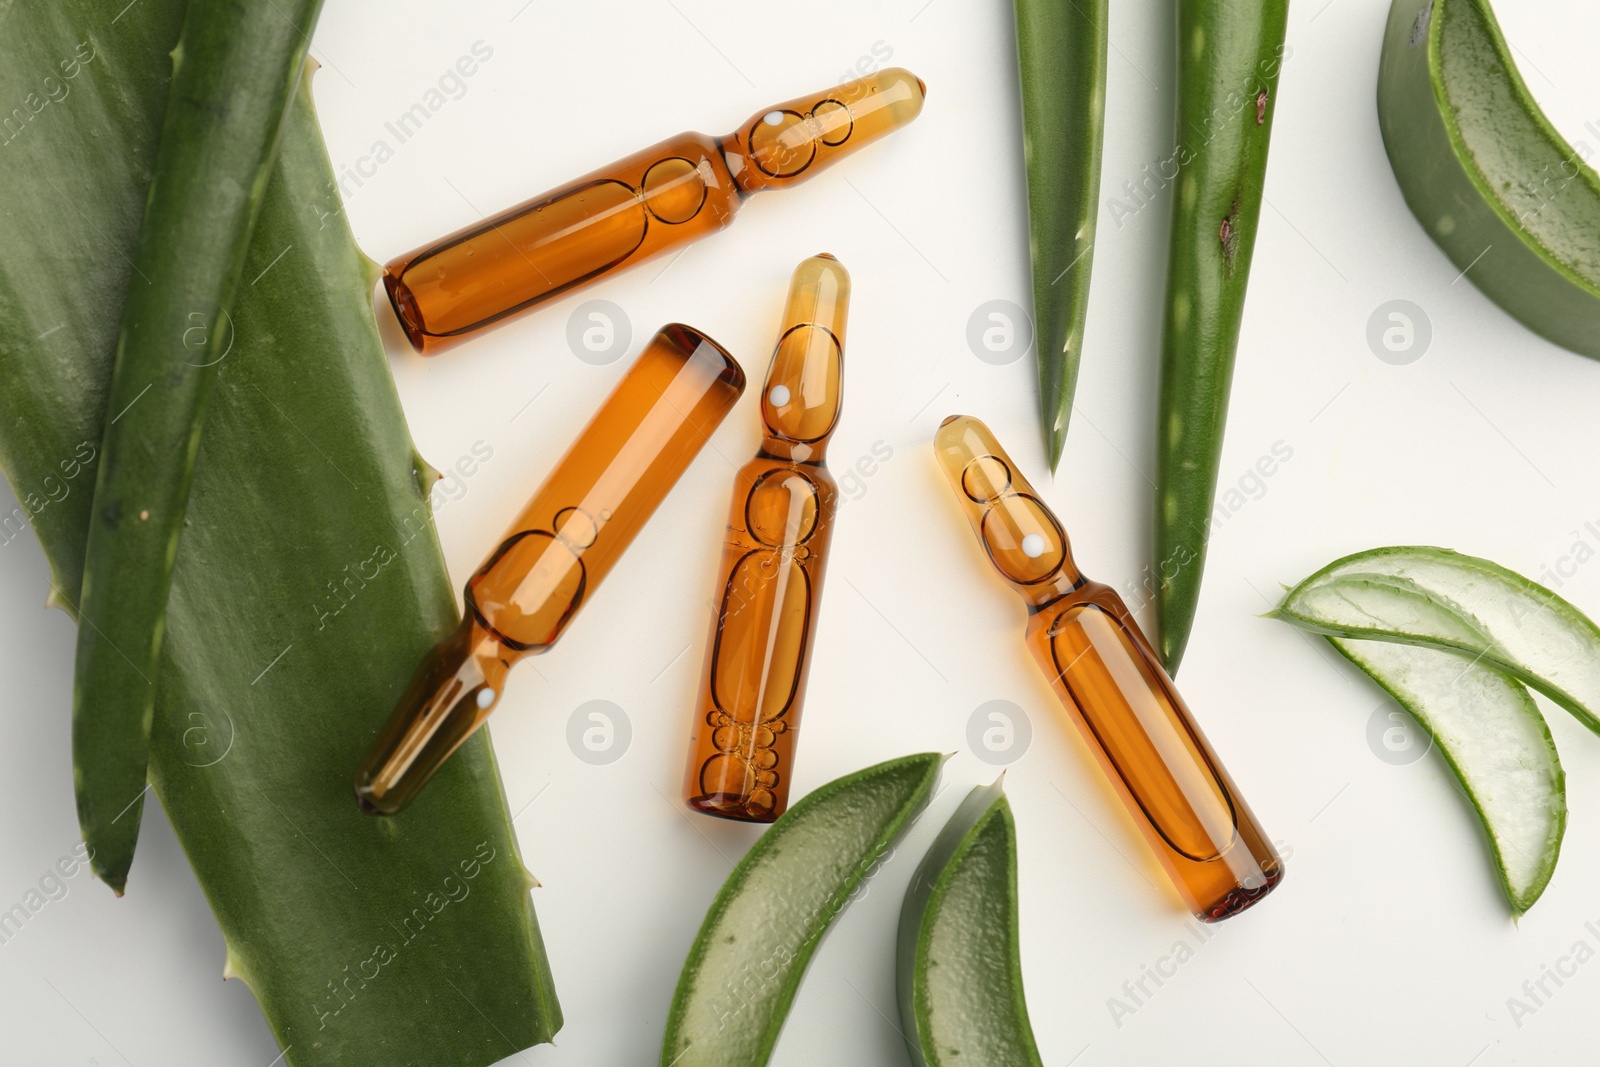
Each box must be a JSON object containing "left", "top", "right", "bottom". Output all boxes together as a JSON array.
[
  {"left": 74, "top": 0, "right": 325, "bottom": 896},
  {"left": 0, "top": 2, "right": 560, "bottom": 1063}
]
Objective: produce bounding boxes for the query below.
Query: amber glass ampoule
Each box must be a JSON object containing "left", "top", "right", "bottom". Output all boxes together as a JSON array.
[
  {"left": 934, "top": 417, "right": 1282, "bottom": 921},
  {"left": 382, "top": 69, "right": 925, "bottom": 354},
  {"left": 682, "top": 255, "right": 849, "bottom": 822},
  {"left": 354, "top": 324, "right": 745, "bottom": 814}
]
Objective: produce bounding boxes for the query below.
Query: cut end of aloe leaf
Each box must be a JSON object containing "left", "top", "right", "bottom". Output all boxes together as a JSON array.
[
  {"left": 663, "top": 752, "right": 943, "bottom": 1067},
  {"left": 1273, "top": 546, "right": 1575, "bottom": 912},
  {"left": 1328, "top": 635, "right": 1564, "bottom": 913},
  {"left": 1378, "top": 0, "right": 1600, "bottom": 357},
  {"left": 1277, "top": 545, "right": 1600, "bottom": 737},
  {"left": 898, "top": 779, "right": 1041, "bottom": 1067}
]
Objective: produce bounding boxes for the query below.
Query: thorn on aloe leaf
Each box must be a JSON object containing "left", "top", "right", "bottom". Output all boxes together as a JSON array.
[
  {"left": 44, "top": 584, "right": 74, "bottom": 616},
  {"left": 411, "top": 450, "right": 440, "bottom": 501}
]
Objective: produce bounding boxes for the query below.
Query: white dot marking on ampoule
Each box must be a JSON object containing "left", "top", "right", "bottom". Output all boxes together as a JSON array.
[
  {"left": 476, "top": 688, "right": 496, "bottom": 709},
  {"left": 763, "top": 111, "right": 784, "bottom": 126},
  {"left": 1021, "top": 533, "right": 1046, "bottom": 558},
  {"left": 768, "top": 384, "right": 791, "bottom": 406}
]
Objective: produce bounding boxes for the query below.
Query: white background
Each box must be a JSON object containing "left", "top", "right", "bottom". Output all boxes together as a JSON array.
[{"left": 5, "top": 0, "right": 1600, "bottom": 1063}]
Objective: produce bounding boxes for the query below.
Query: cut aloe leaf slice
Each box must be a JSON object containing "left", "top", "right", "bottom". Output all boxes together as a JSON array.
[
  {"left": 1378, "top": 0, "right": 1600, "bottom": 357},
  {"left": 1327, "top": 636, "right": 1564, "bottom": 913},
  {"left": 897, "top": 779, "right": 1041, "bottom": 1067},
  {"left": 661, "top": 753, "right": 943, "bottom": 1067},
  {"left": 1273, "top": 546, "right": 1600, "bottom": 736}
]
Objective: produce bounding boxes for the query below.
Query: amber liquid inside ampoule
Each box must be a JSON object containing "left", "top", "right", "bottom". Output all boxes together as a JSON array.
[
  {"left": 355, "top": 324, "right": 745, "bottom": 814},
  {"left": 383, "top": 69, "right": 924, "bottom": 353},
  {"left": 386, "top": 136, "right": 741, "bottom": 351},
  {"left": 466, "top": 324, "right": 744, "bottom": 654},
  {"left": 1026, "top": 587, "right": 1282, "bottom": 920},
  {"left": 684, "top": 255, "right": 849, "bottom": 822},
  {"left": 935, "top": 417, "right": 1282, "bottom": 921}
]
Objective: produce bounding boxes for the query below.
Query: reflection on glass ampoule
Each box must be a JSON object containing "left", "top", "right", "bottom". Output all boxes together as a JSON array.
[
  {"left": 354, "top": 324, "right": 745, "bottom": 814},
  {"left": 382, "top": 69, "right": 924, "bottom": 353},
  {"left": 933, "top": 416, "right": 1282, "bottom": 921},
  {"left": 682, "top": 255, "right": 849, "bottom": 822}
]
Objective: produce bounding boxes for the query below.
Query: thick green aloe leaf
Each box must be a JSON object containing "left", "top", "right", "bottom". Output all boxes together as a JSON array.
[
  {"left": 1378, "top": 0, "right": 1600, "bottom": 357},
  {"left": 76, "top": 0, "right": 325, "bottom": 896},
  {"left": 0, "top": 5, "right": 560, "bottom": 1065},
  {"left": 1153, "top": 0, "right": 1290, "bottom": 672}
]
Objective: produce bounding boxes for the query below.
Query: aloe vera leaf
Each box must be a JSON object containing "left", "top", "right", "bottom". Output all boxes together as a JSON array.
[
  {"left": 73, "top": 0, "right": 326, "bottom": 892},
  {"left": 1013, "top": 0, "right": 1107, "bottom": 470},
  {"left": 1153, "top": 0, "right": 1290, "bottom": 673},
  {"left": 0, "top": 5, "right": 183, "bottom": 570},
  {"left": 1274, "top": 546, "right": 1600, "bottom": 737},
  {"left": 897, "top": 779, "right": 1041, "bottom": 1067},
  {"left": 1327, "top": 636, "right": 1564, "bottom": 913},
  {"left": 662, "top": 753, "right": 944, "bottom": 1067},
  {"left": 0, "top": 9, "right": 560, "bottom": 1064},
  {"left": 1378, "top": 0, "right": 1600, "bottom": 357}
]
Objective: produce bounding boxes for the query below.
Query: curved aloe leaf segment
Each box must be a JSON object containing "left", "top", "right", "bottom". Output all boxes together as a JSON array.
[
  {"left": 0, "top": 5, "right": 561, "bottom": 1062},
  {"left": 1273, "top": 546, "right": 1600, "bottom": 736},
  {"left": 897, "top": 778, "right": 1041, "bottom": 1067},
  {"left": 1328, "top": 636, "right": 1564, "bottom": 914},
  {"left": 1378, "top": 0, "right": 1600, "bottom": 357},
  {"left": 662, "top": 753, "right": 944, "bottom": 1067},
  {"left": 73, "top": 0, "right": 325, "bottom": 893}
]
